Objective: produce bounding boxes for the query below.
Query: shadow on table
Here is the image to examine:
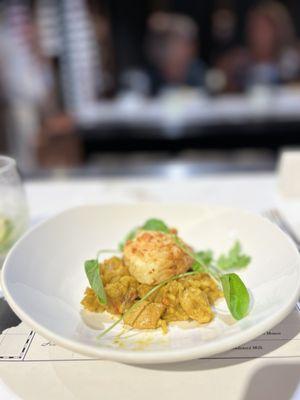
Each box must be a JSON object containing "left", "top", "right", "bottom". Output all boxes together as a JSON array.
[
  {"left": 0, "top": 298, "right": 21, "bottom": 334},
  {"left": 130, "top": 311, "right": 300, "bottom": 372},
  {"left": 242, "top": 364, "right": 300, "bottom": 400}
]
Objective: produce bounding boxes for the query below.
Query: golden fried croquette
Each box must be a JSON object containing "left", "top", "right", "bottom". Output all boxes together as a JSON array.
[{"left": 123, "top": 231, "right": 194, "bottom": 284}]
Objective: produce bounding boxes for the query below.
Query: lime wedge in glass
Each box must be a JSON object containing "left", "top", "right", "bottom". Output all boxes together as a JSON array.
[
  {"left": 0, "top": 217, "right": 8, "bottom": 242},
  {"left": 0, "top": 217, "right": 13, "bottom": 254}
]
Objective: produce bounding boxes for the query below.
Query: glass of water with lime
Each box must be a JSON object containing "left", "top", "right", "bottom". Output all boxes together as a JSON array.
[{"left": 0, "top": 156, "right": 29, "bottom": 266}]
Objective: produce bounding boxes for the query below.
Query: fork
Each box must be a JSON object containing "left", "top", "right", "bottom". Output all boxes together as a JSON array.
[
  {"left": 264, "top": 208, "right": 300, "bottom": 311},
  {"left": 264, "top": 209, "right": 300, "bottom": 251}
]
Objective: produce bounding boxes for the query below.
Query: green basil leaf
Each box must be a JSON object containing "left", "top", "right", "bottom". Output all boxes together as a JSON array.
[
  {"left": 191, "top": 250, "right": 213, "bottom": 271},
  {"left": 196, "top": 250, "right": 213, "bottom": 265},
  {"left": 191, "top": 261, "right": 202, "bottom": 272},
  {"left": 142, "top": 218, "right": 169, "bottom": 232},
  {"left": 221, "top": 273, "right": 250, "bottom": 320},
  {"left": 84, "top": 259, "right": 107, "bottom": 304},
  {"left": 217, "top": 241, "right": 251, "bottom": 270}
]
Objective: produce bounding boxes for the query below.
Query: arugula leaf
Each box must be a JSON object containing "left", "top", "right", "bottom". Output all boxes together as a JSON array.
[
  {"left": 142, "top": 218, "right": 169, "bottom": 232},
  {"left": 84, "top": 259, "right": 107, "bottom": 304},
  {"left": 217, "top": 241, "right": 251, "bottom": 270},
  {"left": 191, "top": 250, "right": 213, "bottom": 271},
  {"left": 220, "top": 273, "right": 250, "bottom": 320}
]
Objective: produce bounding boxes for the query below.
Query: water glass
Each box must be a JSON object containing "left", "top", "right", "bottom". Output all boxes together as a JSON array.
[{"left": 0, "top": 156, "right": 29, "bottom": 265}]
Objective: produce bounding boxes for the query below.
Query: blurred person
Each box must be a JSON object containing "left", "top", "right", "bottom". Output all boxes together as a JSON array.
[
  {"left": 217, "top": 1, "right": 300, "bottom": 92},
  {"left": 145, "top": 12, "right": 206, "bottom": 95}
]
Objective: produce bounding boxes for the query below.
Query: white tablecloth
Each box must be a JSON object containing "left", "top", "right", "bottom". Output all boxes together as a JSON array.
[
  {"left": 26, "top": 173, "right": 275, "bottom": 220},
  {"left": 1, "top": 172, "right": 299, "bottom": 400}
]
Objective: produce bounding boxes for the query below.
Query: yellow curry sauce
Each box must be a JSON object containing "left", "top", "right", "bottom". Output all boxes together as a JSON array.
[{"left": 81, "top": 257, "right": 222, "bottom": 333}]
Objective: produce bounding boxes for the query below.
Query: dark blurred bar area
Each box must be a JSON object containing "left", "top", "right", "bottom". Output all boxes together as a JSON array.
[{"left": 1, "top": 0, "right": 300, "bottom": 177}]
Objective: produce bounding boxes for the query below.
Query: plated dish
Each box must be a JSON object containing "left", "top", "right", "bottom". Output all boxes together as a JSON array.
[
  {"left": 81, "top": 218, "right": 251, "bottom": 337},
  {"left": 2, "top": 204, "right": 300, "bottom": 364}
]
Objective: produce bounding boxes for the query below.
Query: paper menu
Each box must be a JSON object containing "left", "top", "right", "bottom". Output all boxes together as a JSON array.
[{"left": 0, "top": 307, "right": 299, "bottom": 362}]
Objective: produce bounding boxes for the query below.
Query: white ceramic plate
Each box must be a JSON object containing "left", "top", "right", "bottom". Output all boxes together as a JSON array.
[{"left": 2, "top": 204, "right": 300, "bottom": 364}]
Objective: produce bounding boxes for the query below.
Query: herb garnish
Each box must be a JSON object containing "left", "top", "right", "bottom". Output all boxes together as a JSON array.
[
  {"left": 217, "top": 241, "right": 251, "bottom": 271},
  {"left": 191, "top": 250, "right": 213, "bottom": 272},
  {"left": 142, "top": 218, "right": 169, "bottom": 232},
  {"left": 84, "top": 259, "right": 107, "bottom": 305},
  {"left": 220, "top": 273, "right": 250, "bottom": 320}
]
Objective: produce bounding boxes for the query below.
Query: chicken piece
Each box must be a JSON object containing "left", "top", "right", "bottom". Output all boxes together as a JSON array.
[
  {"left": 123, "top": 231, "right": 193, "bottom": 284},
  {"left": 101, "top": 257, "right": 130, "bottom": 285},
  {"left": 179, "top": 287, "right": 213, "bottom": 324},
  {"left": 137, "top": 281, "right": 189, "bottom": 322},
  {"left": 124, "top": 301, "right": 166, "bottom": 329},
  {"left": 156, "top": 280, "right": 184, "bottom": 305},
  {"left": 123, "top": 301, "right": 148, "bottom": 326},
  {"left": 105, "top": 275, "right": 138, "bottom": 314},
  {"left": 81, "top": 287, "right": 106, "bottom": 313},
  {"left": 158, "top": 281, "right": 189, "bottom": 321},
  {"left": 181, "top": 273, "right": 222, "bottom": 304},
  {"left": 137, "top": 283, "right": 153, "bottom": 299},
  {"left": 162, "top": 304, "right": 189, "bottom": 322}
]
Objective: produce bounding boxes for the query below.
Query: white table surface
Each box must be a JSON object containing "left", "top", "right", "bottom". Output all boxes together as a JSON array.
[{"left": 1, "top": 172, "right": 300, "bottom": 400}]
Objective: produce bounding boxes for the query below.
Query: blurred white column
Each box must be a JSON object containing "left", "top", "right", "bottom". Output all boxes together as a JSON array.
[
  {"left": 0, "top": 3, "right": 51, "bottom": 172},
  {"left": 60, "top": 0, "right": 103, "bottom": 112}
]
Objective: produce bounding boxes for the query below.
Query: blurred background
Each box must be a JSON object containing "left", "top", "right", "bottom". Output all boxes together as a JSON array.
[{"left": 1, "top": 0, "right": 300, "bottom": 178}]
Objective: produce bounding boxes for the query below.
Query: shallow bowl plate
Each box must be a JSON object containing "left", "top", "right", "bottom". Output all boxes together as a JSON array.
[{"left": 2, "top": 204, "right": 300, "bottom": 364}]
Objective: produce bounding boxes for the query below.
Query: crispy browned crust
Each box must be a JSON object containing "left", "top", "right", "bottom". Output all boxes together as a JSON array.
[{"left": 123, "top": 231, "right": 193, "bottom": 284}]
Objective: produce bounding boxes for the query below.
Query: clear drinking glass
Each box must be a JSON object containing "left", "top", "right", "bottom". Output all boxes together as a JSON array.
[{"left": 0, "top": 156, "right": 29, "bottom": 265}]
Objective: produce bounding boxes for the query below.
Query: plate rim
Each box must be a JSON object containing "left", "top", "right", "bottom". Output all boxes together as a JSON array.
[{"left": 2, "top": 203, "right": 300, "bottom": 364}]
